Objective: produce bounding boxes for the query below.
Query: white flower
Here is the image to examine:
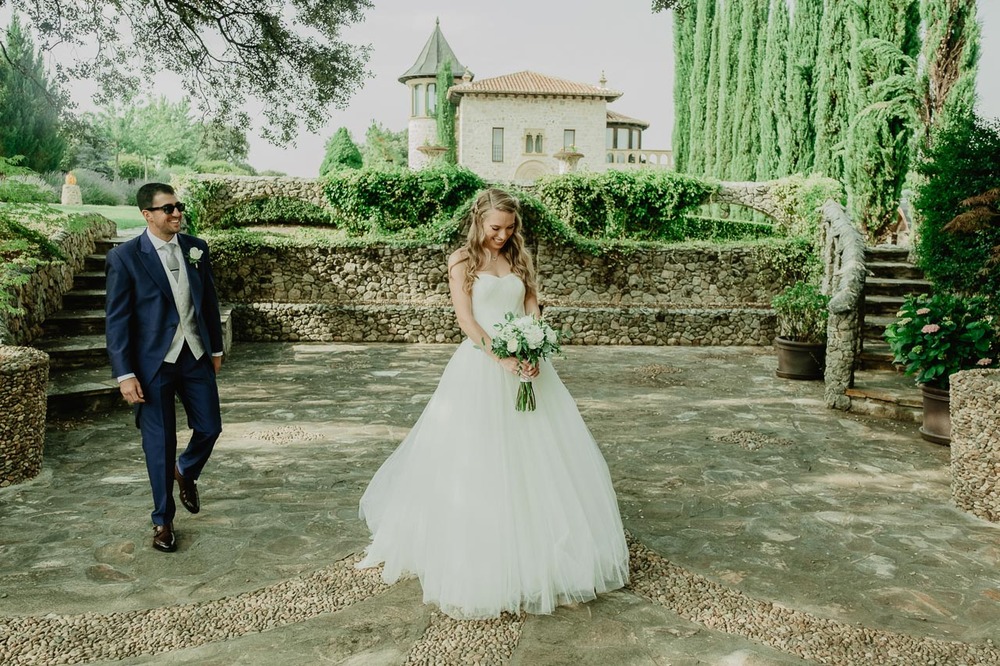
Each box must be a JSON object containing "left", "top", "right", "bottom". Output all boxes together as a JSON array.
[
  {"left": 524, "top": 325, "right": 545, "bottom": 348},
  {"left": 187, "top": 247, "right": 203, "bottom": 265},
  {"left": 506, "top": 338, "right": 519, "bottom": 353},
  {"left": 545, "top": 327, "right": 558, "bottom": 345}
]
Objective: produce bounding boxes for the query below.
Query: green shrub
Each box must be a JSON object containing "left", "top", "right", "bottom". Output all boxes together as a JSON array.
[
  {"left": 914, "top": 113, "right": 1000, "bottom": 299},
  {"left": 534, "top": 170, "right": 717, "bottom": 240},
  {"left": 117, "top": 154, "right": 145, "bottom": 181},
  {"left": 771, "top": 280, "right": 830, "bottom": 343},
  {"left": 73, "top": 169, "right": 126, "bottom": 206},
  {"left": 195, "top": 160, "right": 257, "bottom": 176},
  {"left": 323, "top": 165, "right": 484, "bottom": 234},
  {"left": 768, "top": 173, "right": 846, "bottom": 239},
  {"left": 217, "top": 197, "right": 336, "bottom": 228},
  {"left": 0, "top": 178, "right": 59, "bottom": 203},
  {"left": 0, "top": 207, "right": 65, "bottom": 315}
]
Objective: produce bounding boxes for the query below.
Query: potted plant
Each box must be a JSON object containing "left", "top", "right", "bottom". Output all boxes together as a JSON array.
[
  {"left": 771, "top": 280, "right": 831, "bottom": 380},
  {"left": 884, "top": 292, "right": 999, "bottom": 444}
]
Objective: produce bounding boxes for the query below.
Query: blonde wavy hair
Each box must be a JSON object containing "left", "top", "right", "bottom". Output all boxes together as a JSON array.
[{"left": 461, "top": 188, "right": 537, "bottom": 296}]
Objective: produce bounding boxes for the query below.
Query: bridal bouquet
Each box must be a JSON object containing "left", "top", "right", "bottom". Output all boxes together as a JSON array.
[{"left": 490, "top": 313, "right": 562, "bottom": 411}]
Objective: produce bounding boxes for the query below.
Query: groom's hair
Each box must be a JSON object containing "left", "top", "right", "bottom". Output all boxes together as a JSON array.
[{"left": 136, "top": 183, "right": 175, "bottom": 211}]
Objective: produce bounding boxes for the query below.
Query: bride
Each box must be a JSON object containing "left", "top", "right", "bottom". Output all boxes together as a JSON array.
[{"left": 356, "top": 188, "right": 629, "bottom": 620}]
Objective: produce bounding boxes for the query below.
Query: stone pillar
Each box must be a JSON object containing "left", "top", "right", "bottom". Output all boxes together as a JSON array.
[
  {"left": 950, "top": 369, "right": 1000, "bottom": 522},
  {"left": 60, "top": 171, "right": 82, "bottom": 205},
  {"left": 0, "top": 346, "right": 49, "bottom": 486}
]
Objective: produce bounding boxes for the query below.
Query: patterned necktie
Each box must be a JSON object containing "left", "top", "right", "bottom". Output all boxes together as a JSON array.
[{"left": 165, "top": 243, "right": 180, "bottom": 280}]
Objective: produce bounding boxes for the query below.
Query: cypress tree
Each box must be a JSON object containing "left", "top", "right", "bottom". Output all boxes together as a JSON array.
[
  {"left": 919, "top": 0, "right": 980, "bottom": 149},
  {"left": 729, "top": 0, "right": 768, "bottom": 180},
  {"left": 0, "top": 16, "right": 67, "bottom": 172},
  {"left": 757, "top": 0, "right": 791, "bottom": 180},
  {"left": 844, "top": 0, "right": 921, "bottom": 240},
  {"left": 436, "top": 60, "right": 457, "bottom": 164},
  {"left": 713, "top": 0, "right": 743, "bottom": 178},
  {"left": 784, "top": 0, "right": 824, "bottom": 175},
  {"left": 685, "top": 0, "right": 717, "bottom": 176},
  {"left": 813, "top": 1, "right": 854, "bottom": 183},
  {"left": 700, "top": 1, "right": 723, "bottom": 176},
  {"left": 672, "top": 7, "right": 696, "bottom": 172},
  {"left": 319, "top": 127, "right": 362, "bottom": 175}
]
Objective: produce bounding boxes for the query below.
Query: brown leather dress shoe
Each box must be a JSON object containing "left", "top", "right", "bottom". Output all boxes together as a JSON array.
[
  {"left": 174, "top": 465, "right": 200, "bottom": 514},
  {"left": 153, "top": 523, "right": 177, "bottom": 552}
]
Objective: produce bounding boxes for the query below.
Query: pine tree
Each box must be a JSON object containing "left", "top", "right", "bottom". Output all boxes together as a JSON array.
[
  {"left": 756, "top": 0, "right": 790, "bottom": 180},
  {"left": 672, "top": 6, "right": 696, "bottom": 172},
  {"left": 700, "top": 1, "right": 723, "bottom": 176},
  {"left": 436, "top": 60, "right": 457, "bottom": 165},
  {"left": 685, "top": 0, "right": 717, "bottom": 176},
  {"left": 919, "top": 0, "right": 980, "bottom": 149},
  {"left": 729, "top": 0, "right": 768, "bottom": 180},
  {"left": 0, "top": 16, "right": 67, "bottom": 172},
  {"left": 319, "top": 127, "right": 362, "bottom": 175},
  {"left": 784, "top": 0, "right": 824, "bottom": 175},
  {"left": 712, "top": 0, "right": 743, "bottom": 178},
  {"left": 813, "top": 1, "right": 855, "bottom": 183},
  {"left": 844, "top": 0, "right": 921, "bottom": 240}
]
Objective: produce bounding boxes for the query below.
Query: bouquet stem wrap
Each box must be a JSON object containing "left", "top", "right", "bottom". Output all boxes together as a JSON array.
[{"left": 516, "top": 378, "right": 536, "bottom": 412}]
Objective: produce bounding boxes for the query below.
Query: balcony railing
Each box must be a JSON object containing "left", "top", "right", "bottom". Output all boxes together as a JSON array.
[{"left": 605, "top": 149, "right": 674, "bottom": 169}]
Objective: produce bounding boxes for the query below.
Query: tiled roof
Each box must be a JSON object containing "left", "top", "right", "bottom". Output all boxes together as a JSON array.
[
  {"left": 607, "top": 109, "right": 650, "bottom": 128},
  {"left": 448, "top": 71, "right": 622, "bottom": 102},
  {"left": 399, "top": 20, "right": 469, "bottom": 83}
]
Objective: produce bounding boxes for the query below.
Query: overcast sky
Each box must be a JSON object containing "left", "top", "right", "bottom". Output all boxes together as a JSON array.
[
  {"left": 5, "top": 1, "right": 998, "bottom": 176},
  {"left": 246, "top": 0, "right": 1000, "bottom": 176}
]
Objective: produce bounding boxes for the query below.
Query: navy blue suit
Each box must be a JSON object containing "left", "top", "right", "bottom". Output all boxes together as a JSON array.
[{"left": 105, "top": 231, "right": 224, "bottom": 526}]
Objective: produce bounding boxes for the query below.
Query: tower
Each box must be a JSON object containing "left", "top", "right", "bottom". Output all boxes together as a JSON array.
[{"left": 399, "top": 19, "right": 470, "bottom": 169}]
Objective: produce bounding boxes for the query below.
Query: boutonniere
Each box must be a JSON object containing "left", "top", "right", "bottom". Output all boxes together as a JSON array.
[{"left": 187, "top": 247, "right": 203, "bottom": 268}]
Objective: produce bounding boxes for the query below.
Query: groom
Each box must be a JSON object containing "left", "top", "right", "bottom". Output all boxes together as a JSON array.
[{"left": 105, "top": 182, "right": 224, "bottom": 553}]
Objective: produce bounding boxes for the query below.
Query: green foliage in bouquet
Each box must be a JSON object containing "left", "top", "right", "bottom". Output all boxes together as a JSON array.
[
  {"left": 489, "top": 312, "right": 563, "bottom": 412},
  {"left": 884, "top": 292, "right": 999, "bottom": 389}
]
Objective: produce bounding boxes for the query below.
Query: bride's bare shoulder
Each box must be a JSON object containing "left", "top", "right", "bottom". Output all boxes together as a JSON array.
[{"left": 448, "top": 248, "right": 470, "bottom": 272}]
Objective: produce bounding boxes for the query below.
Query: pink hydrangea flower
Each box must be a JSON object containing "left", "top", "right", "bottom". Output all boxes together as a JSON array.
[
  {"left": 921, "top": 324, "right": 940, "bottom": 333},
  {"left": 916, "top": 308, "right": 931, "bottom": 315},
  {"left": 977, "top": 358, "right": 993, "bottom": 366}
]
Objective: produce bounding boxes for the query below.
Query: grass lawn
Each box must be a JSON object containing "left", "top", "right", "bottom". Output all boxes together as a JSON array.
[{"left": 54, "top": 204, "right": 145, "bottom": 230}]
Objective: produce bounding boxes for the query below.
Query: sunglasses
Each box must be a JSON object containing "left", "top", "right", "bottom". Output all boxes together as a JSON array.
[{"left": 144, "top": 202, "right": 186, "bottom": 215}]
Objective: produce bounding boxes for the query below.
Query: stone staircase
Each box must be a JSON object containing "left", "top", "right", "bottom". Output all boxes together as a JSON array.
[
  {"left": 858, "top": 246, "right": 932, "bottom": 371},
  {"left": 846, "top": 246, "right": 932, "bottom": 422},
  {"left": 32, "top": 233, "right": 232, "bottom": 417}
]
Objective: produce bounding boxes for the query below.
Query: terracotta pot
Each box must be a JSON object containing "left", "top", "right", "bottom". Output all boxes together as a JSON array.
[
  {"left": 919, "top": 384, "right": 951, "bottom": 445},
  {"left": 774, "top": 337, "right": 826, "bottom": 380}
]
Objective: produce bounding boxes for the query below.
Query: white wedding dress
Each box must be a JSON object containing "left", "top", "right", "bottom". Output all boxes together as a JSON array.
[{"left": 357, "top": 273, "right": 629, "bottom": 620}]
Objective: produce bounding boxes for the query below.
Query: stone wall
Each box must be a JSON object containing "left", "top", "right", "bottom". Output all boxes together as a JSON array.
[
  {"left": 214, "top": 240, "right": 787, "bottom": 345},
  {"left": 0, "top": 215, "right": 116, "bottom": 346},
  {"left": 0, "top": 345, "right": 48, "bottom": 486},
  {"left": 950, "top": 369, "right": 1000, "bottom": 523}
]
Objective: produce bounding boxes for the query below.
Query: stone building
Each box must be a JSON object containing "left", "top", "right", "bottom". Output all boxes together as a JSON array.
[{"left": 400, "top": 20, "right": 672, "bottom": 182}]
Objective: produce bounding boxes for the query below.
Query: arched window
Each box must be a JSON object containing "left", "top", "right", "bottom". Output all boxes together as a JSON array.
[
  {"left": 412, "top": 84, "right": 423, "bottom": 117},
  {"left": 534, "top": 135, "right": 543, "bottom": 153},
  {"left": 426, "top": 83, "right": 437, "bottom": 115},
  {"left": 525, "top": 135, "right": 533, "bottom": 153}
]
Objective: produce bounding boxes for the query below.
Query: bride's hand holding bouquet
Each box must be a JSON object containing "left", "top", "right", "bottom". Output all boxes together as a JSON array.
[{"left": 489, "top": 313, "right": 563, "bottom": 411}]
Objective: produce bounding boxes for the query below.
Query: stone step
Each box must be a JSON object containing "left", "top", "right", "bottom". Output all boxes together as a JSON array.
[
  {"left": 865, "top": 277, "right": 932, "bottom": 297},
  {"left": 863, "top": 294, "right": 907, "bottom": 317},
  {"left": 62, "top": 289, "right": 106, "bottom": 310},
  {"left": 83, "top": 254, "right": 107, "bottom": 272},
  {"left": 94, "top": 236, "right": 133, "bottom": 254},
  {"left": 863, "top": 315, "right": 896, "bottom": 342},
  {"left": 859, "top": 342, "right": 902, "bottom": 372},
  {"left": 46, "top": 366, "right": 123, "bottom": 416},
  {"left": 867, "top": 261, "right": 925, "bottom": 281},
  {"left": 72, "top": 271, "right": 107, "bottom": 291},
  {"left": 42, "top": 309, "right": 106, "bottom": 336},
  {"left": 32, "top": 334, "right": 108, "bottom": 370},
  {"left": 865, "top": 246, "right": 911, "bottom": 262},
  {"left": 845, "top": 367, "right": 922, "bottom": 423}
]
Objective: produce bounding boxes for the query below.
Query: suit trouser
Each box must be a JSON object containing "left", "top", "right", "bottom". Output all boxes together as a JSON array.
[{"left": 137, "top": 343, "right": 222, "bottom": 526}]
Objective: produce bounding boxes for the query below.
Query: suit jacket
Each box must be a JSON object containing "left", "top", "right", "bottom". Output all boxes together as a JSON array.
[{"left": 105, "top": 231, "right": 224, "bottom": 387}]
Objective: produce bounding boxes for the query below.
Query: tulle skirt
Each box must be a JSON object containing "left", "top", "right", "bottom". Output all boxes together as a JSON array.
[{"left": 357, "top": 339, "right": 629, "bottom": 620}]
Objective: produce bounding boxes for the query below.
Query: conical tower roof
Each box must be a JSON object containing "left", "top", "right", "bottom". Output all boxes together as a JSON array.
[{"left": 398, "top": 18, "right": 470, "bottom": 83}]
